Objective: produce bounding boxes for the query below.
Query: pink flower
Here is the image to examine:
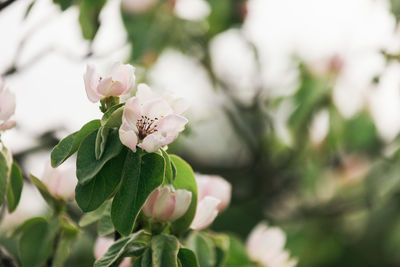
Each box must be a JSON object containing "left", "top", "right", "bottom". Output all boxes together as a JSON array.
[
  {"left": 83, "top": 62, "right": 135, "bottom": 103},
  {"left": 190, "top": 174, "right": 231, "bottom": 230},
  {"left": 94, "top": 237, "right": 131, "bottom": 267},
  {"left": 142, "top": 185, "right": 192, "bottom": 222},
  {"left": 41, "top": 162, "right": 77, "bottom": 200},
  {"left": 246, "top": 223, "right": 297, "bottom": 267},
  {"left": 195, "top": 174, "right": 231, "bottom": 211},
  {"left": 190, "top": 196, "right": 220, "bottom": 230},
  {"left": 119, "top": 84, "right": 188, "bottom": 153},
  {"left": 0, "top": 78, "right": 16, "bottom": 131}
]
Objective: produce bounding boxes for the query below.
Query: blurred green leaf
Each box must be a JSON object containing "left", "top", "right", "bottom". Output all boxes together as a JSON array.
[
  {"left": 78, "top": 0, "right": 107, "bottom": 40},
  {"left": 186, "top": 232, "right": 216, "bottom": 267},
  {"left": 6, "top": 162, "right": 23, "bottom": 213},
  {"left": 0, "top": 151, "right": 9, "bottom": 206},
  {"left": 178, "top": 248, "right": 200, "bottom": 267}
]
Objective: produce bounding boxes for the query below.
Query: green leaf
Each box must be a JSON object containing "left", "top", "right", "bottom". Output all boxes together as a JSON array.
[
  {"left": 178, "top": 248, "right": 200, "bottom": 267},
  {"left": 186, "top": 232, "right": 216, "bottom": 267},
  {"left": 18, "top": 217, "right": 59, "bottom": 267},
  {"left": 102, "top": 104, "right": 124, "bottom": 128},
  {"left": 132, "top": 248, "right": 152, "bottom": 267},
  {"left": 151, "top": 234, "right": 180, "bottom": 267},
  {"left": 75, "top": 149, "right": 127, "bottom": 212},
  {"left": 111, "top": 150, "right": 164, "bottom": 236},
  {"left": 170, "top": 155, "right": 198, "bottom": 235},
  {"left": 51, "top": 119, "right": 101, "bottom": 167},
  {"left": 94, "top": 231, "right": 148, "bottom": 267},
  {"left": 211, "top": 234, "right": 230, "bottom": 267},
  {"left": 78, "top": 0, "right": 107, "bottom": 40},
  {"left": 6, "top": 162, "right": 23, "bottom": 212},
  {"left": 0, "top": 151, "right": 9, "bottom": 206},
  {"left": 53, "top": 0, "right": 74, "bottom": 11},
  {"left": 95, "top": 126, "right": 111, "bottom": 160},
  {"left": 76, "top": 128, "right": 123, "bottom": 184},
  {"left": 223, "top": 235, "right": 252, "bottom": 267},
  {"left": 98, "top": 213, "right": 115, "bottom": 236},
  {"left": 161, "top": 148, "right": 173, "bottom": 184},
  {"left": 29, "top": 174, "right": 64, "bottom": 210},
  {"left": 79, "top": 200, "right": 110, "bottom": 227},
  {"left": 52, "top": 231, "right": 76, "bottom": 267}
]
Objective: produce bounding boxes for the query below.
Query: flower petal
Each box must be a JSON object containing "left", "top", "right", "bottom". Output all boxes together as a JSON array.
[
  {"left": 142, "top": 99, "right": 172, "bottom": 120},
  {"left": 195, "top": 174, "right": 232, "bottom": 211},
  {"left": 97, "top": 77, "right": 114, "bottom": 97},
  {"left": 119, "top": 123, "right": 138, "bottom": 152},
  {"left": 83, "top": 64, "right": 101, "bottom": 102},
  {"left": 110, "top": 62, "right": 136, "bottom": 95},
  {"left": 169, "top": 189, "right": 192, "bottom": 221},
  {"left": 138, "top": 133, "right": 164, "bottom": 153},
  {"left": 143, "top": 188, "right": 160, "bottom": 217},
  {"left": 163, "top": 93, "right": 189, "bottom": 114},
  {"left": 152, "top": 186, "right": 175, "bottom": 221},
  {"left": 190, "top": 196, "right": 220, "bottom": 230},
  {"left": 136, "top": 83, "right": 156, "bottom": 102},
  {"left": 0, "top": 88, "right": 15, "bottom": 121},
  {"left": 0, "top": 120, "right": 16, "bottom": 131}
]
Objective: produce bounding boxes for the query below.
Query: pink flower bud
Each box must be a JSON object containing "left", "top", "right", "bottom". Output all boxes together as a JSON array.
[
  {"left": 94, "top": 237, "right": 131, "bottom": 267},
  {"left": 0, "top": 78, "right": 16, "bottom": 131},
  {"left": 142, "top": 185, "right": 192, "bottom": 222},
  {"left": 195, "top": 174, "right": 231, "bottom": 211},
  {"left": 83, "top": 62, "right": 135, "bottom": 103},
  {"left": 246, "top": 223, "right": 297, "bottom": 267},
  {"left": 41, "top": 162, "right": 77, "bottom": 200},
  {"left": 190, "top": 196, "right": 220, "bottom": 230}
]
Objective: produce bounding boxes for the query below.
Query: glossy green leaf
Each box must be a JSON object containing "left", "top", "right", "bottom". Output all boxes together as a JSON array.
[
  {"left": 111, "top": 151, "right": 164, "bottom": 236},
  {"left": 6, "top": 162, "right": 23, "bottom": 212},
  {"left": 18, "top": 217, "right": 59, "bottom": 267},
  {"left": 95, "top": 126, "right": 111, "bottom": 160},
  {"left": 161, "top": 148, "right": 173, "bottom": 184},
  {"left": 170, "top": 155, "right": 198, "bottom": 235},
  {"left": 186, "top": 232, "right": 216, "bottom": 267},
  {"left": 178, "top": 248, "right": 200, "bottom": 267},
  {"left": 151, "top": 234, "right": 180, "bottom": 267},
  {"left": 0, "top": 151, "right": 9, "bottom": 206},
  {"left": 75, "top": 149, "right": 127, "bottom": 212},
  {"left": 132, "top": 248, "right": 152, "bottom": 267},
  {"left": 102, "top": 104, "right": 124, "bottom": 128},
  {"left": 78, "top": 0, "right": 106, "bottom": 40},
  {"left": 79, "top": 200, "right": 110, "bottom": 227},
  {"left": 94, "top": 231, "right": 148, "bottom": 267},
  {"left": 76, "top": 128, "right": 123, "bottom": 184},
  {"left": 51, "top": 119, "right": 101, "bottom": 167}
]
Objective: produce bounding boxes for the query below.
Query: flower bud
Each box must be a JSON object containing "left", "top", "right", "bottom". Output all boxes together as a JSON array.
[
  {"left": 142, "top": 185, "right": 192, "bottom": 222},
  {"left": 41, "top": 162, "right": 77, "bottom": 200},
  {"left": 83, "top": 62, "right": 135, "bottom": 103},
  {"left": 195, "top": 174, "right": 231, "bottom": 211},
  {"left": 190, "top": 196, "right": 220, "bottom": 230},
  {"left": 0, "top": 78, "right": 16, "bottom": 131},
  {"left": 246, "top": 223, "right": 297, "bottom": 267},
  {"left": 94, "top": 237, "right": 131, "bottom": 267}
]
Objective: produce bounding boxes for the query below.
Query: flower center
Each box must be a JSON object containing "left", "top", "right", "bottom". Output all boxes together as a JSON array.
[{"left": 137, "top": 116, "right": 158, "bottom": 140}]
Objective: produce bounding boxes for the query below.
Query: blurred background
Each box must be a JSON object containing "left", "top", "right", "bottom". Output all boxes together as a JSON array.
[{"left": 2, "top": 0, "right": 400, "bottom": 266}]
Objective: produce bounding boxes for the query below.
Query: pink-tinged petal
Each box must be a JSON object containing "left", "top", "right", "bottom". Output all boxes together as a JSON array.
[
  {"left": 110, "top": 63, "right": 135, "bottom": 95},
  {"left": 94, "top": 237, "right": 114, "bottom": 259},
  {"left": 123, "top": 97, "right": 142, "bottom": 128},
  {"left": 0, "top": 88, "right": 16, "bottom": 121},
  {"left": 41, "top": 162, "right": 77, "bottom": 200},
  {"left": 142, "top": 188, "right": 160, "bottom": 217},
  {"left": 195, "top": 174, "right": 231, "bottom": 211},
  {"left": 142, "top": 99, "right": 172, "bottom": 120},
  {"left": 157, "top": 114, "right": 188, "bottom": 136},
  {"left": 83, "top": 64, "right": 101, "bottom": 102},
  {"left": 190, "top": 196, "right": 220, "bottom": 230},
  {"left": 97, "top": 77, "right": 114, "bottom": 97},
  {"left": 136, "top": 84, "right": 156, "bottom": 102},
  {"left": 107, "top": 81, "right": 127, "bottom": 97},
  {"left": 152, "top": 186, "right": 176, "bottom": 221},
  {"left": 169, "top": 189, "right": 192, "bottom": 222},
  {"left": 163, "top": 93, "right": 189, "bottom": 114},
  {"left": 119, "top": 258, "right": 132, "bottom": 267},
  {"left": 0, "top": 120, "right": 16, "bottom": 131},
  {"left": 119, "top": 123, "right": 138, "bottom": 152},
  {"left": 138, "top": 134, "right": 164, "bottom": 153}
]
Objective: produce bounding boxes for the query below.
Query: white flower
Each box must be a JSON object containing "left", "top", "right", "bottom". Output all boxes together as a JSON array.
[
  {"left": 119, "top": 84, "right": 188, "bottom": 153},
  {"left": 94, "top": 237, "right": 131, "bottom": 267},
  {"left": 0, "top": 78, "right": 16, "bottom": 131},
  {"left": 83, "top": 62, "right": 135, "bottom": 103},
  {"left": 195, "top": 173, "right": 232, "bottom": 212},
  {"left": 142, "top": 185, "right": 192, "bottom": 222},
  {"left": 190, "top": 196, "right": 220, "bottom": 230},
  {"left": 40, "top": 161, "right": 77, "bottom": 200},
  {"left": 174, "top": 0, "right": 211, "bottom": 21},
  {"left": 246, "top": 223, "right": 297, "bottom": 267}
]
